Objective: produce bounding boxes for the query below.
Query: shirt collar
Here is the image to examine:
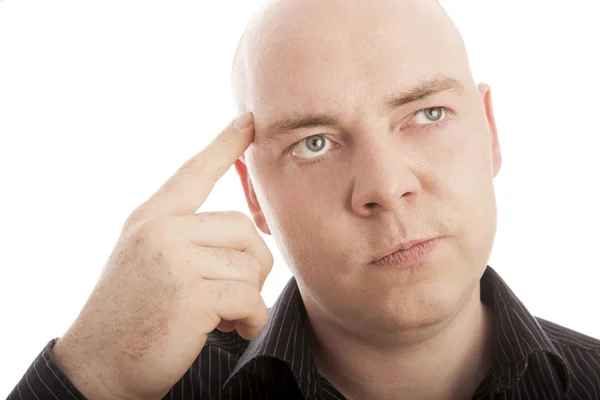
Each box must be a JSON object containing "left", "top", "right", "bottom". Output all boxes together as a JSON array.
[
  {"left": 223, "top": 277, "right": 320, "bottom": 398},
  {"left": 480, "top": 266, "right": 571, "bottom": 394},
  {"left": 223, "top": 265, "right": 572, "bottom": 397}
]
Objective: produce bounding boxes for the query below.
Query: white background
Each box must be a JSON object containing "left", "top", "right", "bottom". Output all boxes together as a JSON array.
[{"left": 1, "top": 0, "right": 599, "bottom": 395}]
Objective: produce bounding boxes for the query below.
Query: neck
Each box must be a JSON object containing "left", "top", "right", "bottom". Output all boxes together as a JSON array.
[{"left": 303, "top": 283, "right": 496, "bottom": 400}]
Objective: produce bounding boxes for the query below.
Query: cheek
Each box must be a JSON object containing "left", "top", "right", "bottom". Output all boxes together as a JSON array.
[
  {"left": 259, "top": 191, "right": 332, "bottom": 273},
  {"left": 262, "top": 176, "right": 340, "bottom": 236},
  {"left": 252, "top": 161, "right": 348, "bottom": 264},
  {"left": 250, "top": 158, "right": 312, "bottom": 232},
  {"left": 436, "top": 119, "right": 493, "bottom": 186},
  {"left": 254, "top": 152, "right": 344, "bottom": 214},
  {"left": 420, "top": 119, "right": 496, "bottom": 236},
  {"left": 444, "top": 123, "right": 498, "bottom": 258}
]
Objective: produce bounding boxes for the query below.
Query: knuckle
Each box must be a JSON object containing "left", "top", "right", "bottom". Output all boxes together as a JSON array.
[
  {"left": 134, "top": 218, "right": 169, "bottom": 246},
  {"left": 246, "top": 257, "right": 262, "bottom": 279},
  {"left": 236, "top": 281, "right": 258, "bottom": 305},
  {"left": 217, "top": 249, "right": 236, "bottom": 269},
  {"left": 123, "top": 208, "right": 146, "bottom": 232},
  {"left": 225, "top": 210, "right": 255, "bottom": 229},
  {"left": 193, "top": 211, "right": 210, "bottom": 225},
  {"left": 222, "top": 209, "right": 245, "bottom": 220},
  {"left": 213, "top": 281, "right": 237, "bottom": 303}
]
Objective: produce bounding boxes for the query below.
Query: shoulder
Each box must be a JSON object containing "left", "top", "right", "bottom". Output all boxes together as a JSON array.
[
  {"left": 536, "top": 317, "right": 600, "bottom": 397},
  {"left": 537, "top": 317, "right": 600, "bottom": 352}
]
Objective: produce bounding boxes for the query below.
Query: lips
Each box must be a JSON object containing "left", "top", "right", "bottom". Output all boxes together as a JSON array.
[
  {"left": 372, "top": 237, "right": 440, "bottom": 268},
  {"left": 373, "top": 238, "right": 439, "bottom": 270},
  {"left": 375, "top": 238, "right": 437, "bottom": 260}
]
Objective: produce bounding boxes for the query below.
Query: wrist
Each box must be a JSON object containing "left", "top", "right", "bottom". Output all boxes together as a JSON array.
[{"left": 52, "top": 336, "right": 129, "bottom": 400}]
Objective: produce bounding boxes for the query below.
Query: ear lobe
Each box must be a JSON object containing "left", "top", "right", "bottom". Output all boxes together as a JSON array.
[{"left": 234, "top": 158, "right": 272, "bottom": 235}]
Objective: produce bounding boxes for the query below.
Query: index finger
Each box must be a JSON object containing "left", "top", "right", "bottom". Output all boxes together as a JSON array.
[{"left": 137, "top": 113, "right": 255, "bottom": 220}]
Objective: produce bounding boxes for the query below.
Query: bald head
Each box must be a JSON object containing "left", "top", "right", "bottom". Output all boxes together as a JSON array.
[
  {"left": 230, "top": 0, "right": 469, "bottom": 115},
  {"left": 231, "top": 0, "right": 501, "bottom": 349}
]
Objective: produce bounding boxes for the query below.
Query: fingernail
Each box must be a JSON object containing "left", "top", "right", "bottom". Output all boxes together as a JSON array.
[{"left": 234, "top": 112, "right": 253, "bottom": 130}]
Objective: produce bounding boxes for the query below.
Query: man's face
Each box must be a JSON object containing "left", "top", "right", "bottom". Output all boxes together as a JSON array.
[{"left": 236, "top": 0, "right": 502, "bottom": 331}]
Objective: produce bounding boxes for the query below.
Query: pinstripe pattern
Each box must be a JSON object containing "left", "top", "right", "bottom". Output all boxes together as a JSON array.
[{"left": 7, "top": 265, "right": 600, "bottom": 399}]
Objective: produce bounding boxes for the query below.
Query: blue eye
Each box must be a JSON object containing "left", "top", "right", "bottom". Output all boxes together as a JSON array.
[
  {"left": 413, "top": 107, "right": 447, "bottom": 124},
  {"left": 291, "top": 135, "right": 332, "bottom": 160}
]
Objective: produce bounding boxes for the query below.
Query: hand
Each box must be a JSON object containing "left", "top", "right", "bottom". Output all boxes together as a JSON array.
[{"left": 53, "top": 113, "right": 273, "bottom": 400}]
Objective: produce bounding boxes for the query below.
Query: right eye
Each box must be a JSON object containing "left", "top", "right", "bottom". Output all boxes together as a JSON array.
[{"left": 291, "top": 135, "right": 333, "bottom": 160}]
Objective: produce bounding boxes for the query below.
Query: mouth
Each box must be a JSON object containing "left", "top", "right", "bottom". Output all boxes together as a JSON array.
[{"left": 372, "top": 237, "right": 440, "bottom": 269}]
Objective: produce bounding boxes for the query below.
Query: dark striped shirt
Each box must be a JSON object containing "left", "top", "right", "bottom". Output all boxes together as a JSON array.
[{"left": 8, "top": 265, "right": 600, "bottom": 399}]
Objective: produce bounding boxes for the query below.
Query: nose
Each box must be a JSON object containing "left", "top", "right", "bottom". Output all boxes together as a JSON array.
[{"left": 350, "top": 140, "right": 421, "bottom": 218}]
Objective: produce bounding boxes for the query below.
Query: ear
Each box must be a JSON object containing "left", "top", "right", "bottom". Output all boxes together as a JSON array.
[
  {"left": 478, "top": 83, "right": 502, "bottom": 178},
  {"left": 234, "top": 156, "right": 271, "bottom": 235}
]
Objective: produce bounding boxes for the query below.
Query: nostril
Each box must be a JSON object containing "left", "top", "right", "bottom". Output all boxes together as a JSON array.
[{"left": 365, "top": 202, "right": 377, "bottom": 209}]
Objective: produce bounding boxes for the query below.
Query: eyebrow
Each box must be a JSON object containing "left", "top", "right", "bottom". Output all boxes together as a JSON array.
[
  {"left": 261, "top": 76, "right": 464, "bottom": 140},
  {"left": 383, "top": 76, "right": 464, "bottom": 109}
]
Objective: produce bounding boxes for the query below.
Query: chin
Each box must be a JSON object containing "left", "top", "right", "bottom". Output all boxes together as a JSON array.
[{"left": 356, "top": 272, "right": 470, "bottom": 333}]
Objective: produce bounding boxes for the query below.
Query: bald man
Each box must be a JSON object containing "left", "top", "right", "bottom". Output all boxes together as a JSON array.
[{"left": 10, "top": 1, "right": 600, "bottom": 399}]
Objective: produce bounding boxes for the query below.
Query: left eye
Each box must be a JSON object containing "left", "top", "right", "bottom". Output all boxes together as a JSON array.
[
  {"left": 291, "top": 135, "right": 332, "bottom": 160},
  {"left": 413, "top": 107, "right": 447, "bottom": 125}
]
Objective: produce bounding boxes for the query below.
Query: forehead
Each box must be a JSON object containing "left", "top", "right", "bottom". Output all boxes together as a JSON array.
[{"left": 244, "top": 1, "right": 469, "bottom": 123}]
